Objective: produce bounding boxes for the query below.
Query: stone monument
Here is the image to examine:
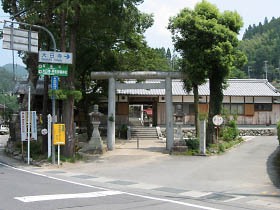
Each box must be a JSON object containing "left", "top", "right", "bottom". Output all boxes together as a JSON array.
[
  {"left": 82, "top": 104, "right": 105, "bottom": 154},
  {"left": 171, "top": 104, "right": 188, "bottom": 153}
]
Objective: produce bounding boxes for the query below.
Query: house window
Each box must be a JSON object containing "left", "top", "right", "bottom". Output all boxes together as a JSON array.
[
  {"left": 254, "top": 104, "right": 272, "bottom": 111},
  {"left": 223, "top": 104, "right": 244, "bottom": 115}
]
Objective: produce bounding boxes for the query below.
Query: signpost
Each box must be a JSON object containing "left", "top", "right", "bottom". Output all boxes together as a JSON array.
[
  {"left": 39, "top": 51, "right": 73, "bottom": 64},
  {"left": 47, "top": 114, "right": 52, "bottom": 158},
  {"left": 53, "top": 124, "right": 65, "bottom": 167},
  {"left": 38, "top": 64, "right": 68, "bottom": 76},
  {"left": 20, "top": 111, "right": 37, "bottom": 142},
  {"left": 2, "top": 26, "right": 38, "bottom": 53},
  {"left": 213, "top": 115, "right": 224, "bottom": 150},
  {"left": 2, "top": 20, "right": 59, "bottom": 165},
  {"left": 51, "top": 76, "right": 59, "bottom": 90}
]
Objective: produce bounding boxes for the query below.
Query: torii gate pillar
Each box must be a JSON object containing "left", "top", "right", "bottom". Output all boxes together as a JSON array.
[
  {"left": 91, "top": 71, "right": 188, "bottom": 152},
  {"left": 107, "top": 77, "right": 116, "bottom": 150},
  {"left": 165, "top": 76, "right": 174, "bottom": 150}
]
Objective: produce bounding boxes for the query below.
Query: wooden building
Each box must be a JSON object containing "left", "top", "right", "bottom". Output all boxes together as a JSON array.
[{"left": 115, "top": 79, "right": 280, "bottom": 126}]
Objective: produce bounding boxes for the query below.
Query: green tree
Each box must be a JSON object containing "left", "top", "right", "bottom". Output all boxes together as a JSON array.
[
  {"left": 2, "top": 0, "right": 154, "bottom": 157},
  {"left": 169, "top": 0, "right": 245, "bottom": 144}
]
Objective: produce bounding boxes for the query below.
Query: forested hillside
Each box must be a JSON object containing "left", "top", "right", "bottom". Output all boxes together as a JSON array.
[
  {"left": 239, "top": 17, "right": 280, "bottom": 81},
  {"left": 0, "top": 67, "right": 16, "bottom": 92}
]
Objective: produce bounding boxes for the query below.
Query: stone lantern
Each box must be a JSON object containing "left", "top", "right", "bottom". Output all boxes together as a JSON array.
[
  {"left": 82, "top": 104, "right": 104, "bottom": 154},
  {"left": 174, "top": 104, "right": 184, "bottom": 140}
]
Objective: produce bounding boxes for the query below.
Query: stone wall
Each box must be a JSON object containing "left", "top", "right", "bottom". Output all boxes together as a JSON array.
[
  {"left": 160, "top": 127, "right": 277, "bottom": 138},
  {"left": 239, "top": 128, "right": 276, "bottom": 136}
]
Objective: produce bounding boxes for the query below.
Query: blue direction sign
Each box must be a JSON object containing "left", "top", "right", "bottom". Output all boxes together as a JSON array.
[
  {"left": 39, "top": 51, "right": 72, "bottom": 64},
  {"left": 51, "top": 76, "right": 59, "bottom": 90}
]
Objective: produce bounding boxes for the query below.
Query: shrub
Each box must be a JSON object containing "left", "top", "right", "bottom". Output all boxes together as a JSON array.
[
  {"left": 222, "top": 127, "right": 235, "bottom": 141},
  {"left": 222, "top": 120, "right": 239, "bottom": 141},
  {"left": 219, "top": 143, "right": 225, "bottom": 152},
  {"left": 277, "top": 121, "right": 280, "bottom": 145},
  {"left": 185, "top": 138, "right": 199, "bottom": 150},
  {"left": 228, "top": 120, "right": 239, "bottom": 139}
]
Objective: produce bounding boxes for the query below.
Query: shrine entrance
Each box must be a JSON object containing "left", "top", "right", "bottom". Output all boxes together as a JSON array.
[{"left": 91, "top": 71, "right": 188, "bottom": 151}]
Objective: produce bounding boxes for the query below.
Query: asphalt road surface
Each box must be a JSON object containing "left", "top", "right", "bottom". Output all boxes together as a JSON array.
[{"left": 0, "top": 135, "right": 280, "bottom": 210}]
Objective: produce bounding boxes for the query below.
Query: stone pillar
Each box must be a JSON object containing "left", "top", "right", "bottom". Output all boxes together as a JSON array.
[
  {"left": 165, "top": 77, "right": 174, "bottom": 151},
  {"left": 107, "top": 77, "right": 115, "bottom": 150},
  {"left": 200, "top": 120, "right": 206, "bottom": 155}
]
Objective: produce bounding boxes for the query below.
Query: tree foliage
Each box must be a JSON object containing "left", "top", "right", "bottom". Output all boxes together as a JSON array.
[
  {"left": 239, "top": 17, "right": 280, "bottom": 81},
  {"left": 169, "top": 0, "right": 246, "bottom": 144},
  {"left": 1, "top": 0, "right": 173, "bottom": 156}
]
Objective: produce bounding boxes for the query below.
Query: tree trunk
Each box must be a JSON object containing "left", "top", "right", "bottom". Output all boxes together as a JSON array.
[
  {"left": 206, "top": 77, "right": 223, "bottom": 145},
  {"left": 61, "top": 3, "right": 79, "bottom": 157},
  {"left": 21, "top": 53, "right": 39, "bottom": 111},
  {"left": 42, "top": 75, "right": 49, "bottom": 153},
  {"left": 193, "top": 84, "right": 200, "bottom": 138}
]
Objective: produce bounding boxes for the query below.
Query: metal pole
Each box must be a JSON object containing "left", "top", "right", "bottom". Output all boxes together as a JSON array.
[
  {"left": 3, "top": 20, "right": 57, "bottom": 164},
  {"left": 58, "top": 145, "right": 60, "bottom": 167},
  {"left": 27, "top": 86, "right": 31, "bottom": 165},
  {"left": 52, "top": 90, "right": 56, "bottom": 164},
  {"left": 248, "top": 66, "right": 251, "bottom": 79},
  {"left": 264, "top": 61, "right": 268, "bottom": 80}
]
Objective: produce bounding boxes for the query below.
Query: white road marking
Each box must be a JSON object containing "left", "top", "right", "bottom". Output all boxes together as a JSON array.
[
  {"left": 223, "top": 196, "right": 245, "bottom": 203},
  {"left": 15, "top": 190, "right": 123, "bottom": 203},
  {"left": 179, "top": 191, "right": 212, "bottom": 198},
  {"left": 0, "top": 162, "right": 222, "bottom": 210}
]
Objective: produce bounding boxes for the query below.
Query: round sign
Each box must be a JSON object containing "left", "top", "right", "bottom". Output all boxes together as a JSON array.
[
  {"left": 41, "top": 128, "right": 48, "bottom": 135},
  {"left": 212, "top": 115, "right": 223, "bottom": 126}
]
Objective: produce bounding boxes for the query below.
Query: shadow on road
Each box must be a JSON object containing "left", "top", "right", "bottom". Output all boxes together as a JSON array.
[{"left": 266, "top": 146, "right": 280, "bottom": 189}]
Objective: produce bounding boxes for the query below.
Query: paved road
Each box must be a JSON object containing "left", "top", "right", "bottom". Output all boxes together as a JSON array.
[{"left": 0, "top": 135, "right": 280, "bottom": 209}]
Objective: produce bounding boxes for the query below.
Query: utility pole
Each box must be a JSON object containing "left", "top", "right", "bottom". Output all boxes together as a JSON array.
[
  {"left": 2, "top": 20, "right": 57, "bottom": 164},
  {"left": 264, "top": 61, "right": 268, "bottom": 80},
  {"left": 248, "top": 66, "right": 252, "bottom": 79}
]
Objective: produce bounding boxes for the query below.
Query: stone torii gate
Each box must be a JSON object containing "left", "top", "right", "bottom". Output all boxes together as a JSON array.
[{"left": 91, "top": 71, "right": 188, "bottom": 151}]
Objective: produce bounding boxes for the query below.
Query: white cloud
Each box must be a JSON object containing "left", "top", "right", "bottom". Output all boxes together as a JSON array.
[{"left": 138, "top": 0, "right": 200, "bottom": 49}]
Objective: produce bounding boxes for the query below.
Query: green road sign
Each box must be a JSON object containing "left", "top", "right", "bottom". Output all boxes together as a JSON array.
[{"left": 38, "top": 64, "right": 68, "bottom": 76}]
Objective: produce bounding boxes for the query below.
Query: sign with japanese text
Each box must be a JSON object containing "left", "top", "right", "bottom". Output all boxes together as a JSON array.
[
  {"left": 53, "top": 124, "right": 65, "bottom": 145},
  {"left": 38, "top": 64, "right": 68, "bottom": 76},
  {"left": 212, "top": 115, "right": 224, "bottom": 126},
  {"left": 20, "top": 111, "right": 37, "bottom": 141},
  {"left": 51, "top": 76, "right": 59, "bottom": 90},
  {"left": 39, "top": 51, "right": 72, "bottom": 64},
  {"left": 3, "top": 27, "right": 38, "bottom": 53}
]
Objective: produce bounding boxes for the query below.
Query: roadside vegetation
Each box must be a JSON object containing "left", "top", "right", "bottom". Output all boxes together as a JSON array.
[{"left": 182, "top": 117, "right": 244, "bottom": 156}]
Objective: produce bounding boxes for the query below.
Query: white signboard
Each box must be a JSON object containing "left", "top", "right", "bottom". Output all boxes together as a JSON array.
[
  {"left": 2, "top": 27, "right": 38, "bottom": 53},
  {"left": 39, "top": 51, "right": 73, "bottom": 64},
  {"left": 20, "top": 111, "right": 37, "bottom": 141},
  {"left": 212, "top": 115, "right": 224, "bottom": 126},
  {"left": 47, "top": 114, "right": 52, "bottom": 158}
]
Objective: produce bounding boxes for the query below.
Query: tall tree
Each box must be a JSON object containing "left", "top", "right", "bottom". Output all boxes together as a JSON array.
[{"left": 169, "top": 0, "right": 245, "bottom": 144}]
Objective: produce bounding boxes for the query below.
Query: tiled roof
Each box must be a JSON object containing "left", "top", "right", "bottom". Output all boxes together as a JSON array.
[{"left": 117, "top": 79, "right": 280, "bottom": 97}]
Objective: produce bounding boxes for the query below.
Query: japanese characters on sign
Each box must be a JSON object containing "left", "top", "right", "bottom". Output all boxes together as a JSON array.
[
  {"left": 39, "top": 51, "right": 73, "bottom": 64},
  {"left": 212, "top": 115, "right": 224, "bottom": 126},
  {"left": 38, "top": 63, "right": 68, "bottom": 76},
  {"left": 53, "top": 124, "right": 65, "bottom": 145},
  {"left": 51, "top": 76, "right": 59, "bottom": 90},
  {"left": 20, "top": 111, "right": 38, "bottom": 141}
]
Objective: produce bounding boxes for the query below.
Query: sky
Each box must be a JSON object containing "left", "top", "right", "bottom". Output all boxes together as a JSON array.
[
  {"left": 0, "top": 0, "right": 279, "bottom": 67},
  {"left": 138, "top": 0, "right": 280, "bottom": 49}
]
